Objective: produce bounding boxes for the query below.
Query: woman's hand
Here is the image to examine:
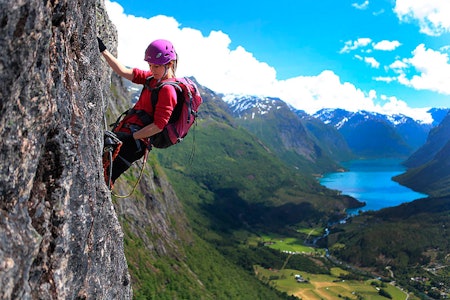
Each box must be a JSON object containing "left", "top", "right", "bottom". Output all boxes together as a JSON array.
[{"left": 97, "top": 37, "right": 134, "bottom": 81}]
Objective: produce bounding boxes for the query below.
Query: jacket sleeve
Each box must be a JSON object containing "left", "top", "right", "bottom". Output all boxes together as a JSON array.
[
  {"left": 153, "top": 84, "right": 178, "bottom": 130},
  {"left": 132, "top": 68, "right": 152, "bottom": 84}
]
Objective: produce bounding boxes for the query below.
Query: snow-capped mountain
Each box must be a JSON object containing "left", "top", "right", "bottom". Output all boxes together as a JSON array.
[
  {"left": 223, "top": 94, "right": 287, "bottom": 119},
  {"left": 223, "top": 94, "right": 353, "bottom": 169},
  {"left": 312, "top": 108, "right": 433, "bottom": 156},
  {"left": 223, "top": 94, "right": 448, "bottom": 159},
  {"left": 314, "top": 108, "right": 424, "bottom": 129}
]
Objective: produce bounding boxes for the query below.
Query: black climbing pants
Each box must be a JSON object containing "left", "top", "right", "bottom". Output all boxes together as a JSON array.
[{"left": 111, "top": 133, "right": 146, "bottom": 183}]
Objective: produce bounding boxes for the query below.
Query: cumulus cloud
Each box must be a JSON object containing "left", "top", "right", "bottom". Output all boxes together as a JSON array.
[
  {"left": 389, "top": 60, "right": 409, "bottom": 71},
  {"left": 394, "top": 0, "right": 450, "bottom": 36},
  {"left": 274, "top": 71, "right": 432, "bottom": 122},
  {"left": 377, "top": 95, "right": 433, "bottom": 123},
  {"left": 341, "top": 39, "right": 401, "bottom": 53},
  {"left": 340, "top": 38, "right": 372, "bottom": 53},
  {"left": 104, "top": 0, "right": 277, "bottom": 96},
  {"left": 373, "top": 40, "right": 401, "bottom": 51},
  {"left": 272, "top": 70, "right": 378, "bottom": 114},
  {"left": 403, "top": 44, "right": 450, "bottom": 94},
  {"left": 383, "top": 44, "right": 450, "bottom": 95},
  {"left": 104, "top": 0, "right": 435, "bottom": 122},
  {"left": 354, "top": 55, "right": 380, "bottom": 68},
  {"left": 364, "top": 57, "right": 380, "bottom": 68}
]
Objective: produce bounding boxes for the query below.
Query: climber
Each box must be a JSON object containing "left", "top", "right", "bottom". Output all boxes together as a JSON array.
[{"left": 98, "top": 37, "right": 179, "bottom": 185}]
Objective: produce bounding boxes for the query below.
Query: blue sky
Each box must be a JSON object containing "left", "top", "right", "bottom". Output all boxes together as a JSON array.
[{"left": 104, "top": 0, "right": 450, "bottom": 122}]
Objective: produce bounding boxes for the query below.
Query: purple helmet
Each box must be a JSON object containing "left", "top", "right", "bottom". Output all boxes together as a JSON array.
[{"left": 144, "top": 39, "right": 177, "bottom": 65}]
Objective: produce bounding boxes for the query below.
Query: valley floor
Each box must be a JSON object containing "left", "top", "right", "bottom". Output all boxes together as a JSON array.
[
  {"left": 255, "top": 264, "right": 419, "bottom": 300},
  {"left": 251, "top": 231, "right": 423, "bottom": 300}
]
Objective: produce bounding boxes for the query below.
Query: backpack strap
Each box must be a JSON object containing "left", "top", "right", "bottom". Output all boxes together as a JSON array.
[
  {"left": 126, "top": 108, "right": 153, "bottom": 125},
  {"left": 132, "top": 77, "right": 189, "bottom": 127},
  {"left": 150, "top": 80, "right": 183, "bottom": 123}
]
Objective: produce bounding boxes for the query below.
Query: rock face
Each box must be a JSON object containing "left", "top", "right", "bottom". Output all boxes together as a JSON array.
[{"left": 0, "top": 1, "right": 131, "bottom": 299}]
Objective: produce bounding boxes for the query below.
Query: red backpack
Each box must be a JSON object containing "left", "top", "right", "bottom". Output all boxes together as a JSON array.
[
  {"left": 149, "top": 77, "right": 202, "bottom": 148},
  {"left": 111, "top": 77, "right": 202, "bottom": 148}
]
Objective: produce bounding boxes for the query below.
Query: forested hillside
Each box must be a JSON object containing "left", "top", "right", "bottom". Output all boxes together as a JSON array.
[
  {"left": 226, "top": 95, "right": 352, "bottom": 174},
  {"left": 326, "top": 195, "right": 450, "bottom": 298},
  {"left": 395, "top": 111, "right": 450, "bottom": 197}
]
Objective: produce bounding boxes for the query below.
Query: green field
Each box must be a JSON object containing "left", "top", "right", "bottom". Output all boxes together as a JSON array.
[
  {"left": 297, "top": 227, "right": 324, "bottom": 237},
  {"left": 249, "top": 231, "right": 326, "bottom": 256},
  {"left": 248, "top": 229, "right": 421, "bottom": 300},
  {"left": 255, "top": 266, "right": 419, "bottom": 300}
]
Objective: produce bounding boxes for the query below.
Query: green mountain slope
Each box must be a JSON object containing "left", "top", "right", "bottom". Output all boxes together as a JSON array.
[
  {"left": 108, "top": 77, "right": 294, "bottom": 299},
  {"left": 156, "top": 119, "right": 358, "bottom": 231},
  {"left": 300, "top": 114, "right": 354, "bottom": 164},
  {"left": 404, "top": 111, "right": 450, "bottom": 168},
  {"left": 228, "top": 97, "right": 352, "bottom": 174},
  {"left": 395, "top": 112, "right": 450, "bottom": 197},
  {"left": 156, "top": 84, "right": 362, "bottom": 230},
  {"left": 394, "top": 141, "right": 450, "bottom": 197}
]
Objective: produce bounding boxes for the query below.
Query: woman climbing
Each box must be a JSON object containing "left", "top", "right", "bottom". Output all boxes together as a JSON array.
[{"left": 97, "top": 37, "right": 179, "bottom": 185}]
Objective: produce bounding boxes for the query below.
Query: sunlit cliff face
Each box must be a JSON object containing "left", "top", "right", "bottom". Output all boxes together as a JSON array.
[{"left": 0, "top": 1, "right": 131, "bottom": 298}]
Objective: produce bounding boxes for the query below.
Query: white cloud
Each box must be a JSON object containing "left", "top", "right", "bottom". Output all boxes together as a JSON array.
[
  {"left": 274, "top": 71, "right": 432, "bottom": 122},
  {"left": 383, "top": 44, "right": 450, "bottom": 95},
  {"left": 403, "top": 44, "right": 450, "bottom": 94},
  {"left": 378, "top": 95, "right": 433, "bottom": 123},
  {"left": 104, "top": 0, "right": 435, "bottom": 123},
  {"left": 373, "top": 40, "right": 401, "bottom": 51},
  {"left": 272, "top": 70, "right": 378, "bottom": 114},
  {"left": 340, "top": 38, "right": 372, "bottom": 53},
  {"left": 104, "top": 0, "right": 277, "bottom": 96},
  {"left": 373, "top": 9, "right": 385, "bottom": 16},
  {"left": 352, "top": 1, "right": 369, "bottom": 10},
  {"left": 355, "top": 55, "right": 380, "bottom": 68},
  {"left": 364, "top": 57, "right": 380, "bottom": 68},
  {"left": 394, "top": 0, "right": 450, "bottom": 36},
  {"left": 341, "top": 39, "right": 401, "bottom": 54},
  {"left": 374, "top": 76, "right": 396, "bottom": 83},
  {"left": 389, "top": 60, "right": 408, "bottom": 71}
]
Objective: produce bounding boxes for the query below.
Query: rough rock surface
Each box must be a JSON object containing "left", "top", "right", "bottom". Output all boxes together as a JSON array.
[{"left": 0, "top": 0, "right": 131, "bottom": 299}]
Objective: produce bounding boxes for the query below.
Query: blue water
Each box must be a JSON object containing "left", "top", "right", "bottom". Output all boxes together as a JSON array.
[{"left": 319, "top": 159, "right": 428, "bottom": 215}]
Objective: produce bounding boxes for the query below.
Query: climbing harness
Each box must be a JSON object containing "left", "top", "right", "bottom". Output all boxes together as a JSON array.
[
  {"left": 102, "top": 130, "right": 122, "bottom": 189},
  {"left": 102, "top": 129, "right": 149, "bottom": 198}
]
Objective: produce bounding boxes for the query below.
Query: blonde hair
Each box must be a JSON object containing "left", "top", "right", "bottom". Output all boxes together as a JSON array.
[{"left": 170, "top": 54, "right": 178, "bottom": 76}]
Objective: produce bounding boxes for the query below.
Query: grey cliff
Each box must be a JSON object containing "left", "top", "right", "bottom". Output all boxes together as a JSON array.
[{"left": 0, "top": 0, "right": 132, "bottom": 299}]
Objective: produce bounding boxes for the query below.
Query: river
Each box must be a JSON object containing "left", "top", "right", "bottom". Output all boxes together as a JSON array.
[{"left": 319, "top": 158, "right": 428, "bottom": 215}]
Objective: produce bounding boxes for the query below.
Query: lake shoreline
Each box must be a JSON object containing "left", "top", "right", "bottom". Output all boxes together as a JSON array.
[{"left": 319, "top": 158, "right": 428, "bottom": 214}]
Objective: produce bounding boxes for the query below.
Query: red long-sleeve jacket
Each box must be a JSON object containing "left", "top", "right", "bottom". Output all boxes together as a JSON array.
[{"left": 126, "top": 68, "right": 178, "bottom": 130}]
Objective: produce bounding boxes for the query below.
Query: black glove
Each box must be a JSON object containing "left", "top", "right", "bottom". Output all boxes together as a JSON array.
[{"left": 97, "top": 37, "right": 107, "bottom": 53}]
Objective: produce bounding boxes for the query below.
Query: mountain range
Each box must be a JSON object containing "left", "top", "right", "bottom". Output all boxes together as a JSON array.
[{"left": 224, "top": 94, "right": 448, "bottom": 162}]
